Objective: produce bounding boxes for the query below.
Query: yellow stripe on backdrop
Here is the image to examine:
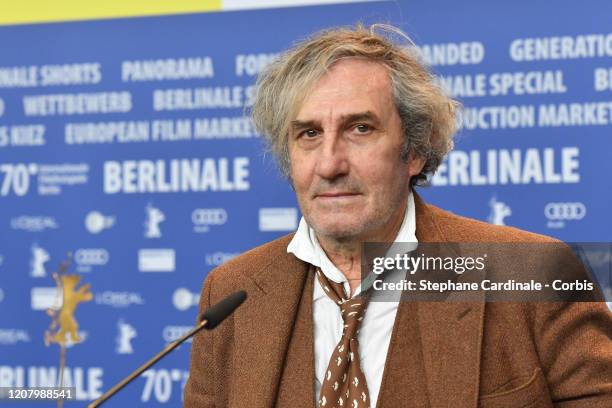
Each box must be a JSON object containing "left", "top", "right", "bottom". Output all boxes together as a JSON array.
[{"left": 0, "top": 0, "right": 222, "bottom": 26}]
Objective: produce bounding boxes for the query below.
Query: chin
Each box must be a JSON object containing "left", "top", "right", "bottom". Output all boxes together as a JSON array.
[{"left": 312, "top": 221, "right": 367, "bottom": 241}]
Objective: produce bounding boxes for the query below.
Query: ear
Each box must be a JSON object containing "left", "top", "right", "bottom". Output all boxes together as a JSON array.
[{"left": 407, "top": 153, "right": 426, "bottom": 178}]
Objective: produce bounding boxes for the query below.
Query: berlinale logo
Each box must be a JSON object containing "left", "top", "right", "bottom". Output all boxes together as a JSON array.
[
  {"left": 487, "top": 196, "right": 512, "bottom": 226},
  {"left": 116, "top": 319, "right": 137, "bottom": 354},
  {"left": 30, "top": 243, "right": 50, "bottom": 277},
  {"left": 44, "top": 273, "right": 92, "bottom": 346},
  {"left": 144, "top": 203, "right": 165, "bottom": 238}
]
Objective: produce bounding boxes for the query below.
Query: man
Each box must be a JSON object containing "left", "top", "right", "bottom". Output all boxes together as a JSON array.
[{"left": 184, "top": 25, "right": 612, "bottom": 407}]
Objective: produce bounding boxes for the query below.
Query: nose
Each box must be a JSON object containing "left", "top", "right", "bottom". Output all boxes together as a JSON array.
[{"left": 315, "top": 131, "right": 349, "bottom": 180}]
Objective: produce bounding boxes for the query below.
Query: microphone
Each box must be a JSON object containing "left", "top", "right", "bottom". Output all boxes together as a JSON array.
[{"left": 88, "top": 290, "right": 247, "bottom": 408}]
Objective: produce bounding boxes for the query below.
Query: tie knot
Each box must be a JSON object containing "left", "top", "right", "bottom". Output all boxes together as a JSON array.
[
  {"left": 340, "top": 298, "right": 367, "bottom": 321},
  {"left": 316, "top": 269, "right": 368, "bottom": 335}
]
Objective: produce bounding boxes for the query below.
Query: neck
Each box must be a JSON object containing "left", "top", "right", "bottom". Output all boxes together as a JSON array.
[
  {"left": 316, "top": 199, "right": 408, "bottom": 295},
  {"left": 316, "top": 238, "right": 362, "bottom": 295}
]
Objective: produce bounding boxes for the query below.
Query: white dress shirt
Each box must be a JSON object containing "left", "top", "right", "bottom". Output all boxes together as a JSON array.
[{"left": 287, "top": 192, "right": 417, "bottom": 407}]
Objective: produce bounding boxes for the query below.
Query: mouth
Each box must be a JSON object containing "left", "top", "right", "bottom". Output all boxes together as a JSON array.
[{"left": 315, "top": 192, "right": 361, "bottom": 199}]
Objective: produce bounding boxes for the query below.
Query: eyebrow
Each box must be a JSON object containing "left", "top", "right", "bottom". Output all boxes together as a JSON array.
[
  {"left": 290, "top": 119, "right": 317, "bottom": 131},
  {"left": 290, "top": 111, "right": 381, "bottom": 131}
]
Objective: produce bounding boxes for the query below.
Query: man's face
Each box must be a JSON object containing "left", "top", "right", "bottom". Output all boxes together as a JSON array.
[{"left": 288, "top": 58, "right": 423, "bottom": 242}]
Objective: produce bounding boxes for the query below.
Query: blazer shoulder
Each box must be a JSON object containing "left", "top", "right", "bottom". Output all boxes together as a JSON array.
[
  {"left": 425, "top": 202, "right": 560, "bottom": 243},
  {"left": 203, "top": 232, "right": 297, "bottom": 293}
]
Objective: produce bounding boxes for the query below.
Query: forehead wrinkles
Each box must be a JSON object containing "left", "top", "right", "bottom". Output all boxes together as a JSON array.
[
  {"left": 294, "top": 60, "right": 394, "bottom": 121},
  {"left": 315, "top": 60, "right": 391, "bottom": 96}
]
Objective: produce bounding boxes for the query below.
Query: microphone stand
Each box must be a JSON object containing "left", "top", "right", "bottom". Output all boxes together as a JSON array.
[
  {"left": 87, "top": 289, "right": 246, "bottom": 407},
  {"left": 88, "top": 318, "right": 209, "bottom": 408}
]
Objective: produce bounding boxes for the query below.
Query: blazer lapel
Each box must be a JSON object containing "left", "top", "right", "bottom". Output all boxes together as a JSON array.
[
  {"left": 401, "top": 193, "right": 485, "bottom": 407},
  {"left": 275, "top": 267, "right": 316, "bottom": 407},
  {"left": 375, "top": 299, "right": 431, "bottom": 407},
  {"left": 231, "top": 252, "right": 312, "bottom": 407}
]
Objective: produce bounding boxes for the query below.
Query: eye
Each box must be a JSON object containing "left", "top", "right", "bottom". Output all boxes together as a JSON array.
[
  {"left": 354, "top": 123, "right": 372, "bottom": 134},
  {"left": 301, "top": 129, "right": 319, "bottom": 138}
]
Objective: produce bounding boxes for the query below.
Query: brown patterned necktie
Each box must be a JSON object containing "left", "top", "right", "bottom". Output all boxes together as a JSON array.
[{"left": 316, "top": 268, "right": 371, "bottom": 408}]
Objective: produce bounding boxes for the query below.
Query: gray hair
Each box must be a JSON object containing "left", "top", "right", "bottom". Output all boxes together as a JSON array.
[{"left": 251, "top": 24, "right": 459, "bottom": 185}]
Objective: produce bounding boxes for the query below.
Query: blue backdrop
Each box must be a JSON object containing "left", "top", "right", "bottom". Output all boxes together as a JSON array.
[{"left": 0, "top": 1, "right": 611, "bottom": 406}]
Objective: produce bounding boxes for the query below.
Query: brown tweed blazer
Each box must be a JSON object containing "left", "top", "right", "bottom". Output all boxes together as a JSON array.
[{"left": 184, "top": 194, "right": 612, "bottom": 407}]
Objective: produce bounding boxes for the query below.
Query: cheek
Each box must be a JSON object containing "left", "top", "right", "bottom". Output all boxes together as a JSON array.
[
  {"left": 289, "top": 161, "right": 312, "bottom": 193},
  {"left": 363, "top": 154, "right": 409, "bottom": 181},
  {"left": 368, "top": 167, "right": 410, "bottom": 201},
  {"left": 289, "top": 147, "right": 318, "bottom": 177}
]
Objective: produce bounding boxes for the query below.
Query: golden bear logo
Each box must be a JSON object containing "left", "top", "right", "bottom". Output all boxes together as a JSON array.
[{"left": 45, "top": 273, "right": 92, "bottom": 346}]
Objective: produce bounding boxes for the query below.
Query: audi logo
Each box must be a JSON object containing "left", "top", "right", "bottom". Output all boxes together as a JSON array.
[
  {"left": 162, "top": 326, "right": 192, "bottom": 342},
  {"left": 192, "top": 208, "right": 227, "bottom": 225},
  {"left": 544, "top": 202, "right": 586, "bottom": 221},
  {"left": 75, "top": 249, "right": 109, "bottom": 265}
]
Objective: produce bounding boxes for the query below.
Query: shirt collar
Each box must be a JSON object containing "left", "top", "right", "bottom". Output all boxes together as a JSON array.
[{"left": 287, "top": 191, "right": 418, "bottom": 299}]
